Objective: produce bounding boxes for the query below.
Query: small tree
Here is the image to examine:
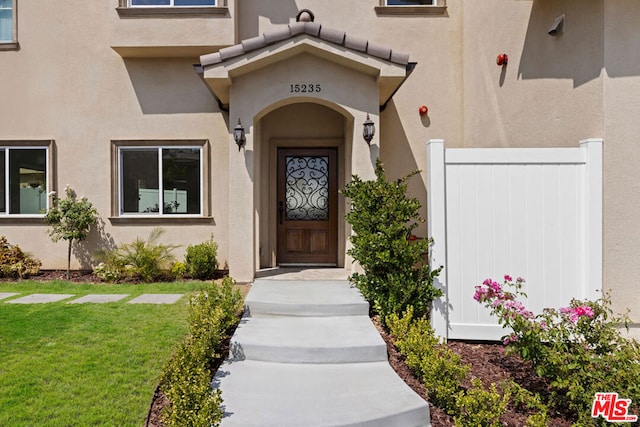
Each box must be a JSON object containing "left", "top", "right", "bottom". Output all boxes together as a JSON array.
[
  {"left": 44, "top": 186, "right": 98, "bottom": 279},
  {"left": 341, "top": 158, "right": 442, "bottom": 323}
]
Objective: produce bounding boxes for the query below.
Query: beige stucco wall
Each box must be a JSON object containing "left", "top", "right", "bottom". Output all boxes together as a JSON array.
[
  {"left": 602, "top": 0, "right": 640, "bottom": 336},
  {"left": 462, "top": 0, "right": 604, "bottom": 148}
]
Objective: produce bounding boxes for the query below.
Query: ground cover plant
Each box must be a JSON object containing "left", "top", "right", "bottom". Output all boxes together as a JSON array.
[{"left": 0, "top": 280, "right": 209, "bottom": 427}]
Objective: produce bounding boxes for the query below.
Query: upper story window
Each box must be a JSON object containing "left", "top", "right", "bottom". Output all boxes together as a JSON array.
[
  {"left": 118, "top": 146, "right": 203, "bottom": 216},
  {"left": 130, "top": 0, "right": 216, "bottom": 6},
  {"left": 385, "top": 0, "right": 435, "bottom": 4},
  {"left": 0, "top": 0, "right": 16, "bottom": 45},
  {"left": 376, "top": 0, "right": 445, "bottom": 15},
  {"left": 0, "top": 146, "right": 49, "bottom": 216}
]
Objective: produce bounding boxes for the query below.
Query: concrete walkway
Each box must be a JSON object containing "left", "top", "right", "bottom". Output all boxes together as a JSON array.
[{"left": 215, "top": 270, "right": 431, "bottom": 427}]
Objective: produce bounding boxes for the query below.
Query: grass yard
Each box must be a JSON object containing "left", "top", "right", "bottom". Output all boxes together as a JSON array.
[{"left": 0, "top": 280, "right": 210, "bottom": 427}]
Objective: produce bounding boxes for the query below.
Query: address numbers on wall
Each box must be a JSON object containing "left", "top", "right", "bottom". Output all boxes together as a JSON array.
[{"left": 289, "top": 84, "right": 322, "bottom": 93}]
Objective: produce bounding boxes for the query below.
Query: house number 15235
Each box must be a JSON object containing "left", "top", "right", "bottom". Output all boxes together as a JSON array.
[{"left": 290, "top": 83, "right": 321, "bottom": 93}]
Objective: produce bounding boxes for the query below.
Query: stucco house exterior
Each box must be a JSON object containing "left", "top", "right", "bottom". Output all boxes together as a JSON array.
[{"left": 1, "top": 0, "right": 639, "bottom": 339}]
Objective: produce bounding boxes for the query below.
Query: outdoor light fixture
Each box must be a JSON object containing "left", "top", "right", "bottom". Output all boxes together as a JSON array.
[
  {"left": 234, "top": 118, "right": 246, "bottom": 151},
  {"left": 363, "top": 113, "right": 375, "bottom": 145},
  {"left": 548, "top": 14, "right": 565, "bottom": 36}
]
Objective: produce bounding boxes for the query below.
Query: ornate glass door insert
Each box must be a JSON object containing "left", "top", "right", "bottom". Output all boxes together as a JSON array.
[{"left": 284, "top": 156, "right": 329, "bottom": 221}]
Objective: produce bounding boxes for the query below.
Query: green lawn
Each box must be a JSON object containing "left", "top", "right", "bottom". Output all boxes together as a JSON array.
[{"left": 0, "top": 280, "right": 210, "bottom": 427}]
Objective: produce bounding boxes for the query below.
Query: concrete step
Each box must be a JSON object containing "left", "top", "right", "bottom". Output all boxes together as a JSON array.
[
  {"left": 245, "top": 279, "right": 369, "bottom": 317},
  {"left": 230, "top": 314, "right": 388, "bottom": 363},
  {"left": 215, "top": 360, "right": 430, "bottom": 427},
  {"left": 215, "top": 277, "right": 431, "bottom": 426}
]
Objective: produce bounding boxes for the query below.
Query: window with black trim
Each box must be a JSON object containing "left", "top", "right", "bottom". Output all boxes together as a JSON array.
[
  {"left": 117, "top": 145, "right": 204, "bottom": 216},
  {"left": 0, "top": 145, "right": 49, "bottom": 215}
]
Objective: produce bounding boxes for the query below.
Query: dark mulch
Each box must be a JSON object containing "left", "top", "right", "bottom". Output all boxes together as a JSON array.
[{"left": 375, "top": 319, "right": 575, "bottom": 426}]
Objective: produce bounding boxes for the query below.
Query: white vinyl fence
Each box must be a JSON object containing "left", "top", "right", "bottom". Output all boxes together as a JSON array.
[{"left": 426, "top": 139, "right": 603, "bottom": 340}]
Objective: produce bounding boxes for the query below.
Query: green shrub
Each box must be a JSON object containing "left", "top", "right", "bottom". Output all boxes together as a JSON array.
[
  {"left": 93, "top": 261, "right": 124, "bottom": 282},
  {"left": 94, "top": 227, "right": 178, "bottom": 282},
  {"left": 185, "top": 236, "right": 219, "bottom": 279},
  {"left": 161, "top": 277, "right": 243, "bottom": 427},
  {"left": 341, "top": 159, "right": 442, "bottom": 322},
  {"left": 454, "top": 379, "right": 509, "bottom": 427},
  {"left": 387, "top": 307, "right": 469, "bottom": 415},
  {"left": 171, "top": 261, "right": 187, "bottom": 279},
  {"left": 506, "top": 381, "right": 549, "bottom": 427},
  {"left": 0, "top": 236, "right": 41, "bottom": 278}
]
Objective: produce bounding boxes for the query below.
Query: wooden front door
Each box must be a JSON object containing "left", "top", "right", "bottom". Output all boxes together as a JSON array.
[{"left": 277, "top": 148, "right": 338, "bottom": 265}]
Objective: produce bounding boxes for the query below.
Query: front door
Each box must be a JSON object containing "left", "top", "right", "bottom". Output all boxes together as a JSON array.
[{"left": 277, "top": 147, "right": 338, "bottom": 265}]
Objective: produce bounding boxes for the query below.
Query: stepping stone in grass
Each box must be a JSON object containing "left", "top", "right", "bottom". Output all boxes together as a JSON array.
[
  {"left": 127, "top": 294, "right": 183, "bottom": 304},
  {"left": 67, "top": 294, "right": 129, "bottom": 304},
  {"left": 6, "top": 294, "right": 75, "bottom": 304}
]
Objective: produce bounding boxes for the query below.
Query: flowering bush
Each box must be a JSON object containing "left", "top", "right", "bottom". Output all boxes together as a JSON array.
[{"left": 475, "top": 276, "right": 640, "bottom": 425}]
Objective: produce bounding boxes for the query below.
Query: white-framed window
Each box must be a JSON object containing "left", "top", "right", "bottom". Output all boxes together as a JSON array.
[
  {"left": 0, "top": 146, "right": 49, "bottom": 216},
  {"left": 385, "top": 0, "right": 436, "bottom": 5},
  {"left": 129, "top": 0, "right": 216, "bottom": 6},
  {"left": 118, "top": 145, "right": 203, "bottom": 216},
  {"left": 0, "top": 0, "right": 16, "bottom": 43}
]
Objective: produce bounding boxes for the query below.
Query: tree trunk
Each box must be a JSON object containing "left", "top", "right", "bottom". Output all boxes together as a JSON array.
[{"left": 67, "top": 239, "right": 72, "bottom": 280}]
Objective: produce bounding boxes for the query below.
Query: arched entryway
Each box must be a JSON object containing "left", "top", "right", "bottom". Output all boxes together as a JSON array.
[{"left": 256, "top": 102, "right": 351, "bottom": 269}]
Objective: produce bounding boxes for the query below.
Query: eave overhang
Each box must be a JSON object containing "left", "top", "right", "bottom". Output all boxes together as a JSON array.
[{"left": 196, "top": 22, "right": 414, "bottom": 109}]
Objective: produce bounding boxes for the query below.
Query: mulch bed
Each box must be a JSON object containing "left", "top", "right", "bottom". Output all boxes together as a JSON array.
[{"left": 375, "top": 319, "right": 574, "bottom": 426}]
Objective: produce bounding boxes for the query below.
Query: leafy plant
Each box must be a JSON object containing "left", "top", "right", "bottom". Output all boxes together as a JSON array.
[
  {"left": 387, "top": 307, "right": 469, "bottom": 415},
  {"left": 160, "top": 278, "right": 242, "bottom": 427},
  {"left": 171, "top": 261, "right": 187, "bottom": 279},
  {"left": 0, "top": 236, "right": 41, "bottom": 278},
  {"left": 44, "top": 186, "right": 98, "bottom": 279},
  {"left": 475, "top": 276, "right": 640, "bottom": 425},
  {"left": 506, "top": 381, "right": 550, "bottom": 427},
  {"left": 341, "top": 159, "right": 442, "bottom": 322},
  {"left": 185, "top": 236, "right": 219, "bottom": 280},
  {"left": 94, "top": 227, "right": 178, "bottom": 282},
  {"left": 454, "top": 379, "right": 510, "bottom": 427}
]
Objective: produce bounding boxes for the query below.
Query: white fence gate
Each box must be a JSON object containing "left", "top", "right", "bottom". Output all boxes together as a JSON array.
[{"left": 426, "top": 139, "right": 603, "bottom": 340}]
